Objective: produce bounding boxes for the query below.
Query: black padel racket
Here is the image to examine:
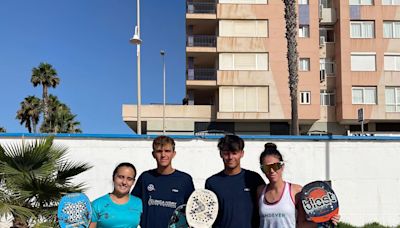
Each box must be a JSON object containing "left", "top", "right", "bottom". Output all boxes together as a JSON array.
[
  {"left": 301, "top": 181, "right": 339, "bottom": 228},
  {"left": 169, "top": 204, "right": 190, "bottom": 228}
]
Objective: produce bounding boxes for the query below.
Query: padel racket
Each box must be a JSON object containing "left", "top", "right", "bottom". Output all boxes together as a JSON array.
[
  {"left": 168, "top": 204, "right": 190, "bottom": 228},
  {"left": 186, "top": 189, "right": 218, "bottom": 228},
  {"left": 57, "top": 193, "right": 92, "bottom": 228},
  {"left": 301, "top": 181, "right": 339, "bottom": 228}
]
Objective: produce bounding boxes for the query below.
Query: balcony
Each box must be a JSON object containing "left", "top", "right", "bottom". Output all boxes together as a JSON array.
[
  {"left": 187, "top": 68, "right": 216, "bottom": 80},
  {"left": 187, "top": 35, "right": 216, "bottom": 47},
  {"left": 186, "top": 1, "right": 216, "bottom": 14}
]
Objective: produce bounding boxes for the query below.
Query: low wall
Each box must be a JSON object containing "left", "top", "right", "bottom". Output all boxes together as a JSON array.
[{"left": 0, "top": 134, "right": 399, "bottom": 226}]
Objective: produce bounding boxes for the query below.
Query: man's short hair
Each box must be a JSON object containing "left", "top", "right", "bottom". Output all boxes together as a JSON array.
[
  {"left": 152, "top": 135, "right": 175, "bottom": 151},
  {"left": 217, "top": 135, "right": 244, "bottom": 152}
]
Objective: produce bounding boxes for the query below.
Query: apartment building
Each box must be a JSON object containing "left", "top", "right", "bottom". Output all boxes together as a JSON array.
[{"left": 122, "top": 0, "right": 400, "bottom": 135}]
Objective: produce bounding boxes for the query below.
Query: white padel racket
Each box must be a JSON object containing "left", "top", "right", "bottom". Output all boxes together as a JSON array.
[{"left": 185, "top": 189, "right": 218, "bottom": 228}]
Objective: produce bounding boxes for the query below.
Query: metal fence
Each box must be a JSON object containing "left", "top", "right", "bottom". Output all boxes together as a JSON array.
[
  {"left": 187, "top": 68, "right": 216, "bottom": 80},
  {"left": 187, "top": 1, "right": 216, "bottom": 14},
  {"left": 187, "top": 35, "right": 216, "bottom": 47}
]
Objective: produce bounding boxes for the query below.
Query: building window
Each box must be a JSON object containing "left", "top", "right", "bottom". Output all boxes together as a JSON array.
[
  {"left": 299, "top": 25, "right": 310, "bottom": 38},
  {"left": 219, "top": 20, "right": 268, "bottom": 37},
  {"left": 219, "top": 53, "right": 268, "bottom": 71},
  {"left": 320, "top": 90, "right": 335, "bottom": 106},
  {"left": 384, "top": 54, "right": 400, "bottom": 71},
  {"left": 299, "top": 0, "right": 309, "bottom": 4},
  {"left": 352, "top": 87, "right": 377, "bottom": 104},
  {"left": 350, "top": 21, "right": 374, "bottom": 38},
  {"left": 350, "top": 0, "right": 373, "bottom": 5},
  {"left": 299, "top": 58, "right": 310, "bottom": 71},
  {"left": 382, "top": 0, "right": 400, "bottom": 5},
  {"left": 219, "top": 87, "right": 268, "bottom": 112},
  {"left": 351, "top": 53, "right": 376, "bottom": 71},
  {"left": 385, "top": 87, "right": 400, "bottom": 112},
  {"left": 383, "top": 21, "right": 400, "bottom": 38},
  {"left": 300, "top": 91, "right": 311, "bottom": 104}
]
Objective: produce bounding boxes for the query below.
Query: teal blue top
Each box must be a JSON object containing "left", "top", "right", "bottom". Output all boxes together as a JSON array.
[{"left": 91, "top": 194, "right": 142, "bottom": 228}]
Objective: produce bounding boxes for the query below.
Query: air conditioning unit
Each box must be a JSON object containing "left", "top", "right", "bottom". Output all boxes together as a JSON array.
[
  {"left": 320, "top": 69, "right": 326, "bottom": 82},
  {"left": 319, "top": 36, "right": 326, "bottom": 47}
]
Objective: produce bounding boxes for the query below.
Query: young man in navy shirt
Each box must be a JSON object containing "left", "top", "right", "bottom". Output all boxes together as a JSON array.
[
  {"left": 205, "top": 135, "right": 265, "bottom": 228},
  {"left": 131, "top": 136, "right": 195, "bottom": 228}
]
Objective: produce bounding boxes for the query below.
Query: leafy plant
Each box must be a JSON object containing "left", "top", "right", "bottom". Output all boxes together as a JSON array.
[{"left": 0, "top": 136, "right": 91, "bottom": 227}]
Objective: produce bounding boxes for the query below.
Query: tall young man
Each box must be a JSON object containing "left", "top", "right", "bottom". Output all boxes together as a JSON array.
[
  {"left": 131, "top": 136, "right": 195, "bottom": 228},
  {"left": 205, "top": 135, "right": 265, "bottom": 228}
]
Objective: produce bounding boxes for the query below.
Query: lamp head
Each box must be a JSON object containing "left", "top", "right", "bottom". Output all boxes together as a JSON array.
[
  {"left": 130, "top": 26, "right": 142, "bottom": 44},
  {"left": 160, "top": 50, "right": 165, "bottom": 56}
]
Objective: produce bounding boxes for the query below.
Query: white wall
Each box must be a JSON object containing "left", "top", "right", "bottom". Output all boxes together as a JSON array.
[{"left": 0, "top": 136, "right": 399, "bottom": 226}]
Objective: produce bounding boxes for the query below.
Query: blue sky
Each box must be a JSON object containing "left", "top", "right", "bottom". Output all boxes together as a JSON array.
[{"left": 0, "top": 0, "right": 186, "bottom": 134}]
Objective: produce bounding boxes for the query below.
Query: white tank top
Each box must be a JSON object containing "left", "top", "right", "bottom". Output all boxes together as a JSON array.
[{"left": 259, "top": 182, "right": 296, "bottom": 228}]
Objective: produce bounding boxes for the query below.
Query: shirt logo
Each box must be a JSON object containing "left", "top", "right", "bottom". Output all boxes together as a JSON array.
[
  {"left": 147, "top": 184, "right": 155, "bottom": 192},
  {"left": 244, "top": 188, "right": 250, "bottom": 192},
  {"left": 172, "top": 189, "right": 179, "bottom": 193}
]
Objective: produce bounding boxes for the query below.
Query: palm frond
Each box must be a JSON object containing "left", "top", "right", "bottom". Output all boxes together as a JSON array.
[
  {"left": 56, "top": 161, "right": 92, "bottom": 183},
  {"left": 0, "top": 201, "right": 35, "bottom": 221}
]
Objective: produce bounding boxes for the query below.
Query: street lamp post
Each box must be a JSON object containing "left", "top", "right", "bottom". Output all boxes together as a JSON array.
[
  {"left": 130, "top": 0, "right": 142, "bottom": 135},
  {"left": 160, "top": 50, "right": 166, "bottom": 135}
]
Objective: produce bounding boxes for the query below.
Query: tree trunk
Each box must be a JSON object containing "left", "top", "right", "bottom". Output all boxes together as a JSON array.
[
  {"left": 12, "top": 217, "right": 29, "bottom": 228},
  {"left": 27, "top": 119, "right": 32, "bottom": 133},
  {"left": 43, "top": 85, "right": 48, "bottom": 124},
  {"left": 283, "top": 0, "right": 299, "bottom": 135},
  {"left": 32, "top": 121, "right": 37, "bottom": 133}
]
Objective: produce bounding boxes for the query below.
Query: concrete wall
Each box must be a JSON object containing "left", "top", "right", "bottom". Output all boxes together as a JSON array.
[{"left": 0, "top": 134, "right": 399, "bottom": 226}]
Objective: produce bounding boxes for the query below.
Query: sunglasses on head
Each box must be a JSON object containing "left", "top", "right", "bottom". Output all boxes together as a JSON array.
[{"left": 260, "top": 161, "right": 284, "bottom": 173}]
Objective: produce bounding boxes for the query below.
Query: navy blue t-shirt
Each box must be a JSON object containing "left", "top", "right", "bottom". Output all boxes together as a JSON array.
[
  {"left": 205, "top": 169, "right": 265, "bottom": 228},
  {"left": 131, "top": 169, "right": 195, "bottom": 228}
]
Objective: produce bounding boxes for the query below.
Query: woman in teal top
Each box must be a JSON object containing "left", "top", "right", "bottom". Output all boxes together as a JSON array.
[{"left": 90, "top": 162, "right": 142, "bottom": 228}]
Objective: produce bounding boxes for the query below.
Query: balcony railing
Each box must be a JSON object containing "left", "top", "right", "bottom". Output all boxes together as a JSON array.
[
  {"left": 187, "top": 1, "right": 216, "bottom": 14},
  {"left": 187, "top": 35, "right": 216, "bottom": 47},
  {"left": 187, "top": 68, "right": 216, "bottom": 80}
]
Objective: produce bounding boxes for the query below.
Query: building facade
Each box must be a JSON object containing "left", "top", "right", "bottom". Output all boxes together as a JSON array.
[{"left": 123, "top": 0, "right": 400, "bottom": 135}]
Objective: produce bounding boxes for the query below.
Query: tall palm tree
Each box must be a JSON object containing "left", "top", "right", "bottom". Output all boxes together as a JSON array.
[
  {"left": 283, "top": 0, "right": 299, "bottom": 135},
  {"left": 0, "top": 136, "right": 92, "bottom": 227},
  {"left": 16, "top": 96, "right": 41, "bottom": 133},
  {"left": 31, "top": 63, "right": 60, "bottom": 123}
]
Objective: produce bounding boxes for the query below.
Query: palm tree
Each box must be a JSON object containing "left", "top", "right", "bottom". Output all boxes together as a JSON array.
[
  {"left": 40, "top": 95, "right": 82, "bottom": 133},
  {"left": 52, "top": 107, "right": 82, "bottom": 133},
  {"left": 0, "top": 127, "right": 5, "bottom": 133},
  {"left": 0, "top": 136, "right": 92, "bottom": 227},
  {"left": 283, "top": 0, "right": 299, "bottom": 135},
  {"left": 31, "top": 63, "right": 60, "bottom": 123},
  {"left": 16, "top": 96, "right": 41, "bottom": 133}
]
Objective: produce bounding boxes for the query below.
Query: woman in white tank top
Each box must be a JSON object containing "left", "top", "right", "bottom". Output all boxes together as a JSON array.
[{"left": 257, "top": 143, "right": 340, "bottom": 228}]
